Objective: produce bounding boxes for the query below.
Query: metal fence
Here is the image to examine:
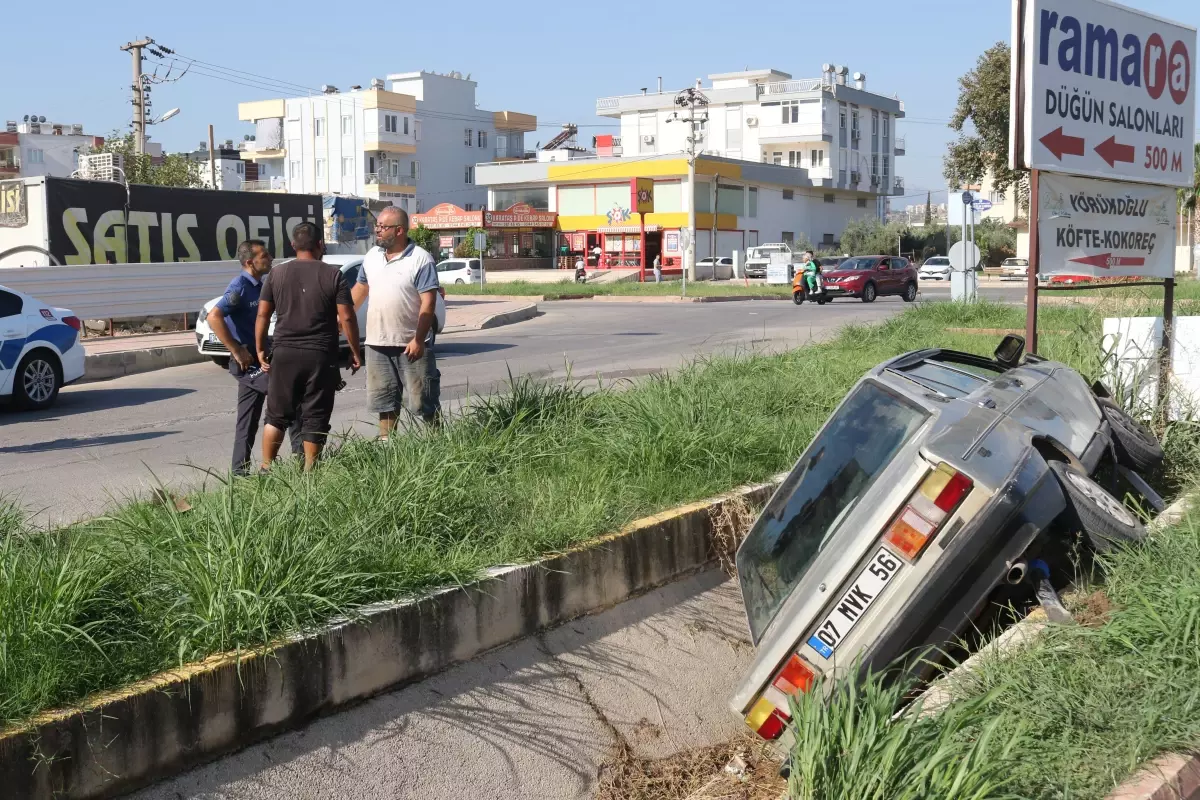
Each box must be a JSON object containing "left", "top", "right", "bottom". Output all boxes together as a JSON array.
[{"left": 0, "top": 261, "right": 239, "bottom": 318}]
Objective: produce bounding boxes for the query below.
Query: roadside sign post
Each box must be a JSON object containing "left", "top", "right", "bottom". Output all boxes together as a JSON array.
[
  {"left": 1011, "top": 0, "right": 1194, "bottom": 414},
  {"left": 474, "top": 230, "right": 487, "bottom": 289}
]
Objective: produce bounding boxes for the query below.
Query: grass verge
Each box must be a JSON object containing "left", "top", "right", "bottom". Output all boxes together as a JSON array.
[
  {"left": 443, "top": 279, "right": 794, "bottom": 298},
  {"left": 0, "top": 298, "right": 1191, "bottom": 731}
]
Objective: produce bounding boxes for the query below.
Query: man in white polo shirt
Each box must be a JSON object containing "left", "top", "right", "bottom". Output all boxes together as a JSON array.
[{"left": 352, "top": 206, "right": 441, "bottom": 437}]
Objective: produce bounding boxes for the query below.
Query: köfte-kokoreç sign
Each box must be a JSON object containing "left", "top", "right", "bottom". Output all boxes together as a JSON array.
[{"left": 1038, "top": 172, "right": 1177, "bottom": 277}]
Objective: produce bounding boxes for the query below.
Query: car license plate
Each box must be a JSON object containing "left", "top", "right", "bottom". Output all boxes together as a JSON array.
[{"left": 807, "top": 548, "right": 902, "bottom": 660}]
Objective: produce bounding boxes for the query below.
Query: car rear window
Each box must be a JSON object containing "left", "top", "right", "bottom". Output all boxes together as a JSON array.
[{"left": 736, "top": 381, "right": 929, "bottom": 643}]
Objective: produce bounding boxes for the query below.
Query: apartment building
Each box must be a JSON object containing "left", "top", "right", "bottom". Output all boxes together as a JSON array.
[
  {"left": 476, "top": 66, "right": 906, "bottom": 272},
  {"left": 1, "top": 118, "right": 104, "bottom": 180},
  {"left": 236, "top": 72, "right": 536, "bottom": 214},
  {"left": 185, "top": 141, "right": 254, "bottom": 191}
]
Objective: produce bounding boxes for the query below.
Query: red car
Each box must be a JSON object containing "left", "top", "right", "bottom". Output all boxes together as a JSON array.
[{"left": 818, "top": 255, "right": 920, "bottom": 303}]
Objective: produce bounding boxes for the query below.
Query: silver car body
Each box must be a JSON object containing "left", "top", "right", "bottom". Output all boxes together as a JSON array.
[{"left": 731, "top": 345, "right": 1110, "bottom": 734}]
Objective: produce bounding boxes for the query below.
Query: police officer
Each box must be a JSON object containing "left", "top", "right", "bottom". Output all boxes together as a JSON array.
[{"left": 206, "top": 239, "right": 301, "bottom": 475}]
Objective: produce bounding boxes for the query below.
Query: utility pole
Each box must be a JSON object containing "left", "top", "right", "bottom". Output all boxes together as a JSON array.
[
  {"left": 121, "top": 38, "right": 154, "bottom": 156},
  {"left": 207, "top": 124, "right": 217, "bottom": 189},
  {"left": 670, "top": 84, "right": 709, "bottom": 290}
]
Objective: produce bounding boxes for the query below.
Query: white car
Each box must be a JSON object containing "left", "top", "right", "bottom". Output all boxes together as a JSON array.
[
  {"left": 0, "top": 284, "right": 85, "bottom": 409},
  {"left": 436, "top": 258, "right": 484, "bottom": 285},
  {"left": 917, "top": 256, "right": 952, "bottom": 280},
  {"left": 195, "top": 256, "right": 446, "bottom": 366},
  {"left": 1001, "top": 258, "right": 1030, "bottom": 279}
]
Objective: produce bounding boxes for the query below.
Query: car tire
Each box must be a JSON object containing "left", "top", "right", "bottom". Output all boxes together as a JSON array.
[
  {"left": 792, "top": 291, "right": 805, "bottom": 305},
  {"left": 902, "top": 282, "right": 918, "bottom": 302},
  {"left": 15, "top": 350, "right": 62, "bottom": 410},
  {"left": 211, "top": 356, "right": 231, "bottom": 369},
  {"left": 455, "top": 279, "right": 465, "bottom": 285},
  {"left": 1049, "top": 461, "right": 1145, "bottom": 553},
  {"left": 861, "top": 282, "right": 877, "bottom": 303},
  {"left": 1097, "top": 398, "right": 1164, "bottom": 472}
]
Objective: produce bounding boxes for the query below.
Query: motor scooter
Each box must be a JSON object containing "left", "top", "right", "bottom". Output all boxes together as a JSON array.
[
  {"left": 575, "top": 266, "right": 588, "bottom": 284},
  {"left": 791, "top": 265, "right": 829, "bottom": 305}
]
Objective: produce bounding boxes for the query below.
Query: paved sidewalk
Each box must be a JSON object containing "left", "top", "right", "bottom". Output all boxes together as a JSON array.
[
  {"left": 79, "top": 300, "right": 537, "bottom": 383},
  {"left": 132, "top": 569, "right": 755, "bottom": 800}
]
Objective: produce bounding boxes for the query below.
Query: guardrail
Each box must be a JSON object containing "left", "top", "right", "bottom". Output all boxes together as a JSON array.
[{"left": 0, "top": 261, "right": 240, "bottom": 318}]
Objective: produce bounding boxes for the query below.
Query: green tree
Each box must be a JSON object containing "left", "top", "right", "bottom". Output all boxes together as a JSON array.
[
  {"left": 408, "top": 223, "right": 437, "bottom": 253},
  {"left": 944, "top": 43, "right": 1028, "bottom": 211},
  {"left": 454, "top": 227, "right": 486, "bottom": 258},
  {"left": 924, "top": 192, "right": 932, "bottom": 227},
  {"left": 88, "top": 131, "right": 203, "bottom": 188}
]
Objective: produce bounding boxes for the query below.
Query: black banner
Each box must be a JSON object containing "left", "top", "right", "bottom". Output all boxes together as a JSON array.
[{"left": 44, "top": 177, "right": 322, "bottom": 264}]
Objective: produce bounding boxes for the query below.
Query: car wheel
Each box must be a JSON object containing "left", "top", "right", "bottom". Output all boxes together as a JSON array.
[
  {"left": 1097, "top": 398, "right": 1164, "bottom": 472},
  {"left": 792, "top": 291, "right": 805, "bottom": 305},
  {"left": 902, "top": 282, "right": 918, "bottom": 302},
  {"left": 15, "top": 350, "right": 62, "bottom": 410},
  {"left": 455, "top": 279, "right": 465, "bottom": 285},
  {"left": 861, "top": 282, "right": 877, "bottom": 303},
  {"left": 1049, "top": 461, "right": 1145, "bottom": 553},
  {"left": 212, "top": 356, "right": 231, "bottom": 369}
]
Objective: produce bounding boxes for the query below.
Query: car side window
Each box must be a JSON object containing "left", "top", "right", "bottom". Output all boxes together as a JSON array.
[
  {"left": 894, "top": 361, "right": 987, "bottom": 397},
  {"left": 0, "top": 290, "right": 22, "bottom": 318},
  {"left": 877, "top": 259, "right": 889, "bottom": 270},
  {"left": 342, "top": 265, "right": 360, "bottom": 286},
  {"left": 891, "top": 258, "right": 907, "bottom": 270},
  {"left": 435, "top": 261, "right": 458, "bottom": 273},
  {"left": 469, "top": 259, "right": 481, "bottom": 271}
]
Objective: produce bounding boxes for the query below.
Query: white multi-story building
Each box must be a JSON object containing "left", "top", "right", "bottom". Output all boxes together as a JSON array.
[
  {"left": 1, "top": 118, "right": 105, "bottom": 180},
  {"left": 184, "top": 141, "right": 250, "bottom": 191},
  {"left": 599, "top": 67, "right": 905, "bottom": 210},
  {"left": 236, "top": 72, "right": 536, "bottom": 213},
  {"left": 475, "top": 66, "right": 906, "bottom": 272}
]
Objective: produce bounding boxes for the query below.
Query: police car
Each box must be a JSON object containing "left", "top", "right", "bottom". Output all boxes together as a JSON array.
[
  {"left": 194, "top": 256, "right": 447, "bottom": 366},
  {"left": 0, "top": 284, "right": 86, "bottom": 410}
]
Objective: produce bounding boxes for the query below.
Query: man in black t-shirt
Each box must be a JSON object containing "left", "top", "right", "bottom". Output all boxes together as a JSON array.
[{"left": 255, "top": 222, "right": 362, "bottom": 471}]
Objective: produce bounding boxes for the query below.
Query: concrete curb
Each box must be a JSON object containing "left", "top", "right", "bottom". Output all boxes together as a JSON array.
[
  {"left": 0, "top": 478, "right": 782, "bottom": 799},
  {"left": 474, "top": 302, "right": 538, "bottom": 330},
  {"left": 80, "top": 345, "right": 209, "bottom": 384},
  {"left": 548, "top": 294, "right": 791, "bottom": 304}
]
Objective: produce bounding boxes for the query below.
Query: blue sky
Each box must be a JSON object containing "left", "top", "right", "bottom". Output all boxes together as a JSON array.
[{"left": 7, "top": 0, "right": 1197, "bottom": 205}]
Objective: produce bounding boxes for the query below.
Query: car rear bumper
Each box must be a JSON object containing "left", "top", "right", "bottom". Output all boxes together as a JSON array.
[{"left": 855, "top": 448, "right": 1067, "bottom": 682}]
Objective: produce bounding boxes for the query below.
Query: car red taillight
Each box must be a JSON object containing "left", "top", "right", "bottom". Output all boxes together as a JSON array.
[
  {"left": 882, "top": 463, "right": 973, "bottom": 560},
  {"left": 745, "top": 654, "right": 817, "bottom": 739},
  {"left": 62, "top": 315, "right": 82, "bottom": 332}
]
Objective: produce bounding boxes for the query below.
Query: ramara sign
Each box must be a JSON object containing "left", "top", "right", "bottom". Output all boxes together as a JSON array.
[{"left": 1014, "top": 0, "right": 1196, "bottom": 187}]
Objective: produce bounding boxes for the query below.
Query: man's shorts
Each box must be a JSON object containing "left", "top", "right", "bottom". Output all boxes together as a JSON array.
[
  {"left": 366, "top": 342, "right": 440, "bottom": 421},
  {"left": 264, "top": 346, "right": 340, "bottom": 442}
]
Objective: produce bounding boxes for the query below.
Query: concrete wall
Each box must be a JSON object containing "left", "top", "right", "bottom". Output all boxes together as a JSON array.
[
  {"left": 18, "top": 133, "right": 95, "bottom": 179},
  {"left": 0, "top": 479, "right": 779, "bottom": 800}
]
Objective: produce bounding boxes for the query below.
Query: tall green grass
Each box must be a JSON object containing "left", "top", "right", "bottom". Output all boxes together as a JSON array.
[{"left": 0, "top": 299, "right": 1178, "bottom": 730}]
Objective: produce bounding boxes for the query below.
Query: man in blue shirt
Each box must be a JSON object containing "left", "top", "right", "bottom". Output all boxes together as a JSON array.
[{"left": 207, "top": 239, "right": 300, "bottom": 474}]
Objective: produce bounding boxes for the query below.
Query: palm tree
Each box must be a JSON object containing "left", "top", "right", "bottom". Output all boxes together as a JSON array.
[{"left": 1179, "top": 144, "right": 1200, "bottom": 271}]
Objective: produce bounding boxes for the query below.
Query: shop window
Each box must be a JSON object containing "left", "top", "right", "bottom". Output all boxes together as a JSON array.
[
  {"left": 716, "top": 184, "right": 744, "bottom": 216},
  {"left": 558, "top": 185, "right": 595, "bottom": 215},
  {"left": 493, "top": 187, "right": 550, "bottom": 210}
]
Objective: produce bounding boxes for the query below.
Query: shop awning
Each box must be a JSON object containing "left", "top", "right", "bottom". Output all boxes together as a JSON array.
[{"left": 597, "top": 225, "right": 660, "bottom": 234}]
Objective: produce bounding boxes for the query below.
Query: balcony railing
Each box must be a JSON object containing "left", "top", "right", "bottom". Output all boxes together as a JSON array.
[
  {"left": 760, "top": 78, "right": 830, "bottom": 97},
  {"left": 241, "top": 177, "right": 287, "bottom": 192},
  {"left": 893, "top": 135, "right": 906, "bottom": 152},
  {"left": 494, "top": 146, "right": 530, "bottom": 160},
  {"left": 366, "top": 172, "right": 418, "bottom": 186},
  {"left": 893, "top": 177, "right": 905, "bottom": 194}
]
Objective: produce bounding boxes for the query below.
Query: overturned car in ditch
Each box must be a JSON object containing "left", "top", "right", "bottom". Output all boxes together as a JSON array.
[{"left": 731, "top": 335, "right": 1163, "bottom": 741}]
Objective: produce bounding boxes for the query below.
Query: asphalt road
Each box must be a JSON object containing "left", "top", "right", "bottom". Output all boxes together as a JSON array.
[{"left": 0, "top": 286, "right": 1021, "bottom": 526}]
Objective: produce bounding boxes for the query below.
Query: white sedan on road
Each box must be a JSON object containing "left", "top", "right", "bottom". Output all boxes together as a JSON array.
[
  {"left": 195, "top": 256, "right": 445, "bottom": 366},
  {"left": 917, "top": 256, "right": 952, "bottom": 280},
  {"left": 0, "top": 284, "right": 85, "bottom": 409}
]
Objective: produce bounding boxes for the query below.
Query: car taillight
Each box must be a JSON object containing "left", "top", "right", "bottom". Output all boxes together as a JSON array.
[
  {"left": 745, "top": 654, "right": 816, "bottom": 739},
  {"left": 883, "top": 463, "right": 973, "bottom": 560},
  {"left": 62, "top": 316, "right": 82, "bottom": 331}
]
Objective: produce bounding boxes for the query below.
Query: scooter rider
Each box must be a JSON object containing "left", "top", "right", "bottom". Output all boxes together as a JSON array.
[{"left": 802, "top": 251, "right": 823, "bottom": 296}]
